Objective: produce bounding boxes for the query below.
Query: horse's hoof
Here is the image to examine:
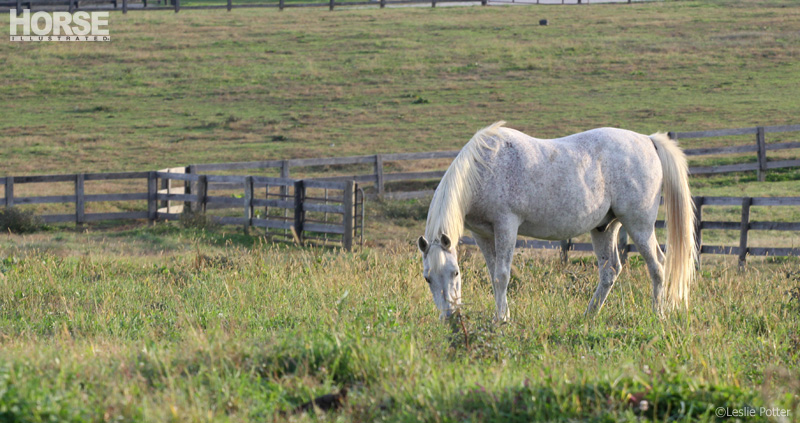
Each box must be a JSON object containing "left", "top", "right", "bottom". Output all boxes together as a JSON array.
[{"left": 493, "top": 315, "right": 510, "bottom": 325}]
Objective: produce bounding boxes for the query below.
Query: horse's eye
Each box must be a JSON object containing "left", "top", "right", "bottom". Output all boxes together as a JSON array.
[
  {"left": 425, "top": 277, "right": 431, "bottom": 284},
  {"left": 454, "top": 271, "right": 459, "bottom": 277}
]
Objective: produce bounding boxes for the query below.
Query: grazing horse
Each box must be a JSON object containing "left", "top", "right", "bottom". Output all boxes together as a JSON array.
[{"left": 417, "top": 122, "right": 696, "bottom": 321}]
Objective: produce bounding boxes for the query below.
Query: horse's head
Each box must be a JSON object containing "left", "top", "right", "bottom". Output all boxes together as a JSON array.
[{"left": 417, "top": 233, "right": 462, "bottom": 321}]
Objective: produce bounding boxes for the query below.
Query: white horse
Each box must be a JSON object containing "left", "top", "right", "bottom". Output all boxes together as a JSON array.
[{"left": 417, "top": 122, "right": 696, "bottom": 321}]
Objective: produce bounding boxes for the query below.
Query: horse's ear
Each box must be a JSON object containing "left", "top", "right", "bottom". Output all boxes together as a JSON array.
[
  {"left": 441, "top": 233, "right": 452, "bottom": 250},
  {"left": 417, "top": 236, "right": 429, "bottom": 254}
]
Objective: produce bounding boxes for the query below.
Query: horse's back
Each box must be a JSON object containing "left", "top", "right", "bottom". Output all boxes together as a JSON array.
[
  {"left": 489, "top": 126, "right": 660, "bottom": 181},
  {"left": 497, "top": 126, "right": 661, "bottom": 181},
  {"left": 504, "top": 126, "right": 655, "bottom": 158}
]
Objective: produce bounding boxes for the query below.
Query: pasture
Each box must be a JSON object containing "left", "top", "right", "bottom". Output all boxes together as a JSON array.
[
  {"left": 1, "top": 0, "right": 800, "bottom": 175},
  {"left": 1, "top": 233, "right": 799, "bottom": 421},
  {"left": 1, "top": 0, "right": 800, "bottom": 421}
]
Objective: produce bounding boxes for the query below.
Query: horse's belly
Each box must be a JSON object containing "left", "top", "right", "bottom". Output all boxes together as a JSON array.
[
  {"left": 516, "top": 203, "right": 613, "bottom": 240},
  {"left": 517, "top": 220, "right": 598, "bottom": 240}
]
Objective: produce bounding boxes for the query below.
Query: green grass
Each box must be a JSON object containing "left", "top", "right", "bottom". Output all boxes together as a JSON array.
[
  {"left": 1, "top": 0, "right": 799, "bottom": 176},
  {"left": 0, "top": 228, "right": 798, "bottom": 421}
]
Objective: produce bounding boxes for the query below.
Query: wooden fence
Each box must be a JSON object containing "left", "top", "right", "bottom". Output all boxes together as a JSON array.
[
  {"left": 2, "top": 171, "right": 152, "bottom": 224},
  {"left": 158, "top": 172, "right": 364, "bottom": 248},
  {"left": 670, "top": 124, "right": 800, "bottom": 181},
  {"left": 2, "top": 123, "right": 798, "bottom": 258},
  {"left": 191, "top": 124, "right": 800, "bottom": 201},
  {"left": 460, "top": 196, "right": 800, "bottom": 266},
  {"left": 1, "top": 0, "right": 645, "bottom": 13},
  {"left": 2, "top": 0, "right": 490, "bottom": 13},
  {"left": 189, "top": 150, "right": 460, "bottom": 201},
  {"left": 1, "top": 171, "right": 363, "bottom": 250}
]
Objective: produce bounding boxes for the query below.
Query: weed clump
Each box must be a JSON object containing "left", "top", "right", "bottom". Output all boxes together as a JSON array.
[
  {"left": 179, "top": 210, "right": 218, "bottom": 230},
  {"left": 0, "top": 207, "right": 43, "bottom": 234}
]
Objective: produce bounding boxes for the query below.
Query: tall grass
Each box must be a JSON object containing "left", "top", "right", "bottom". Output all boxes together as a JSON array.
[{"left": 0, "top": 230, "right": 798, "bottom": 421}]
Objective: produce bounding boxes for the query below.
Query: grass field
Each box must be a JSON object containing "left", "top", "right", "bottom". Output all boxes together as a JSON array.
[
  {"left": 2, "top": 0, "right": 800, "bottom": 247},
  {"left": 0, "top": 231, "right": 799, "bottom": 422},
  {"left": 2, "top": 0, "right": 800, "bottom": 421},
  {"left": 1, "top": 0, "right": 799, "bottom": 175}
]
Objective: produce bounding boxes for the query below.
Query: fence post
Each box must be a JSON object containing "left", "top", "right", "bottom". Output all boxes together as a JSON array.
[
  {"left": 123, "top": 0, "right": 127, "bottom": 13},
  {"left": 738, "top": 197, "right": 751, "bottom": 270},
  {"left": 16, "top": 0, "right": 21, "bottom": 14},
  {"left": 756, "top": 126, "right": 767, "bottom": 182},
  {"left": 379, "top": 0, "right": 384, "bottom": 8},
  {"left": 560, "top": 239, "right": 571, "bottom": 264},
  {"left": 293, "top": 180, "right": 305, "bottom": 245},
  {"left": 244, "top": 176, "right": 253, "bottom": 235},
  {"left": 694, "top": 196, "right": 704, "bottom": 269},
  {"left": 185, "top": 165, "right": 195, "bottom": 213},
  {"left": 342, "top": 181, "right": 355, "bottom": 251},
  {"left": 198, "top": 175, "right": 208, "bottom": 213},
  {"left": 75, "top": 173, "right": 85, "bottom": 225},
  {"left": 356, "top": 185, "right": 364, "bottom": 248},
  {"left": 159, "top": 171, "right": 169, "bottom": 211},
  {"left": 374, "top": 154, "right": 384, "bottom": 197},
  {"left": 69, "top": 0, "right": 75, "bottom": 13},
  {"left": 329, "top": 0, "right": 333, "bottom": 11},
  {"left": 280, "top": 160, "right": 290, "bottom": 180},
  {"left": 227, "top": 0, "right": 231, "bottom": 11},
  {"left": 281, "top": 160, "right": 291, "bottom": 235},
  {"left": 279, "top": 0, "right": 284, "bottom": 10},
  {"left": 5, "top": 177, "right": 13, "bottom": 208},
  {"left": 174, "top": 0, "right": 179, "bottom": 13},
  {"left": 148, "top": 171, "right": 157, "bottom": 223},
  {"left": 432, "top": 0, "right": 435, "bottom": 7}
]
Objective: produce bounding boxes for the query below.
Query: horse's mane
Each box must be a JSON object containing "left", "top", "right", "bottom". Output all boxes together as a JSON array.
[{"left": 424, "top": 121, "right": 506, "bottom": 245}]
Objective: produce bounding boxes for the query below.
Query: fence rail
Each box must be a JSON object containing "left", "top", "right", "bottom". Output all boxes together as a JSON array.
[
  {"left": 190, "top": 124, "right": 800, "bottom": 200},
  {"left": 671, "top": 124, "right": 800, "bottom": 180},
  {"left": 1, "top": 0, "right": 647, "bottom": 13}
]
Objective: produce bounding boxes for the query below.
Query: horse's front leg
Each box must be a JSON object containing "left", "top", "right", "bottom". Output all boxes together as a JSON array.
[
  {"left": 492, "top": 222, "right": 519, "bottom": 323},
  {"left": 471, "top": 231, "right": 497, "bottom": 287}
]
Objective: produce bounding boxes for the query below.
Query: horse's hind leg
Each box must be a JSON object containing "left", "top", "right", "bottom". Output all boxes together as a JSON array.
[
  {"left": 585, "top": 221, "right": 623, "bottom": 316},
  {"left": 628, "top": 229, "right": 666, "bottom": 315}
]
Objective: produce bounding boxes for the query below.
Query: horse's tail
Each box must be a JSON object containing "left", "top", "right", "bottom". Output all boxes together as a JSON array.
[{"left": 649, "top": 133, "right": 697, "bottom": 310}]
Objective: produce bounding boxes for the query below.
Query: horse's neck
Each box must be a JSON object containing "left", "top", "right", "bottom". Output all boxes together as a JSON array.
[
  {"left": 426, "top": 123, "right": 504, "bottom": 242},
  {"left": 426, "top": 185, "right": 469, "bottom": 243}
]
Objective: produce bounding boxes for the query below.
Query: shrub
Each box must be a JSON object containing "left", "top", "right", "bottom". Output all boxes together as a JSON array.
[{"left": 0, "top": 207, "right": 43, "bottom": 234}]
